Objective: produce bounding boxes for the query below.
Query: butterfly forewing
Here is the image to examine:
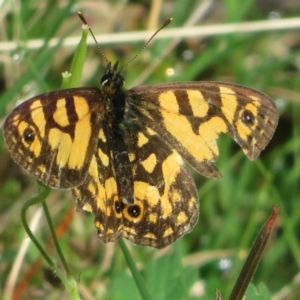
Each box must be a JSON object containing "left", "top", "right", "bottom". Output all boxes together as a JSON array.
[
  {"left": 129, "top": 81, "right": 278, "bottom": 179},
  {"left": 4, "top": 88, "right": 104, "bottom": 189}
]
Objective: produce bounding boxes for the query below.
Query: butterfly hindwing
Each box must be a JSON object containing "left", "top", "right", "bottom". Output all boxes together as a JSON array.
[
  {"left": 72, "top": 126, "right": 124, "bottom": 243},
  {"left": 124, "top": 126, "right": 198, "bottom": 248},
  {"left": 73, "top": 123, "right": 199, "bottom": 248}
]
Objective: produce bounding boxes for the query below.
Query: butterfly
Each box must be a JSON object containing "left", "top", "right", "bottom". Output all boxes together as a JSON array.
[{"left": 3, "top": 15, "right": 278, "bottom": 249}]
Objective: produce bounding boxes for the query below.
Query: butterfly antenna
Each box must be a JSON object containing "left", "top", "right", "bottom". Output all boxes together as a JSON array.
[
  {"left": 120, "top": 17, "right": 173, "bottom": 73},
  {"left": 77, "top": 11, "right": 109, "bottom": 65}
]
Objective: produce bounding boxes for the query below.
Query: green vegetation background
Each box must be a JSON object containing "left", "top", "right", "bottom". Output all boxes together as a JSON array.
[{"left": 0, "top": 0, "right": 300, "bottom": 299}]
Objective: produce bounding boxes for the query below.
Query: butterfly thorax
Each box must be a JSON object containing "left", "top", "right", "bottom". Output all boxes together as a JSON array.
[{"left": 101, "top": 62, "right": 126, "bottom": 124}]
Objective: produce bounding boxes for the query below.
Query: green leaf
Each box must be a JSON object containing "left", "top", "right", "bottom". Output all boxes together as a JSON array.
[{"left": 245, "top": 283, "right": 271, "bottom": 300}]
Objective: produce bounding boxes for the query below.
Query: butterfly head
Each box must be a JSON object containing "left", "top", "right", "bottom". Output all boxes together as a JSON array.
[{"left": 101, "top": 61, "right": 124, "bottom": 96}]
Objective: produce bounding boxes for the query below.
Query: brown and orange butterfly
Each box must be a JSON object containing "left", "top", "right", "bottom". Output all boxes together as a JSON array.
[{"left": 3, "top": 15, "right": 278, "bottom": 249}]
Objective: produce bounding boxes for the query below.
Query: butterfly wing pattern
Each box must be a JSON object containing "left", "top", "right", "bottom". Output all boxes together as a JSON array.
[{"left": 4, "top": 60, "right": 278, "bottom": 248}]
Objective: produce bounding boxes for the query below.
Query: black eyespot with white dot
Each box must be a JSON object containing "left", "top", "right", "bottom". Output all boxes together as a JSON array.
[
  {"left": 115, "top": 201, "right": 124, "bottom": 214},
  {"left": 242, "top": 109, "right": 255, "bottom": 126},
  {"left": 127, "top": 205, "right": 141, "bottom": 218},
  {"left": 23, "top": 128, "right": 35, "bottom": 144}
]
